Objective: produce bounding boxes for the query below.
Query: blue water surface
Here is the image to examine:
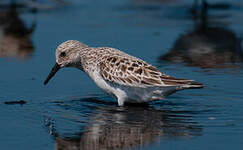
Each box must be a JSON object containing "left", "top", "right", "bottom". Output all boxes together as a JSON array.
[{"left": 0, "top": 0, "right": 243, "bottom": 150}]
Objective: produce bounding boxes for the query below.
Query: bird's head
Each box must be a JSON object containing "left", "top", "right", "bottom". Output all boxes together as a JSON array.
[{"left": 44, "top": 40, "right": 88, "bottom": 85}]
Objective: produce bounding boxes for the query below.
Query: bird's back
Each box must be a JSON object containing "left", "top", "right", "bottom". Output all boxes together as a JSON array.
[{"left": 83, "top": 47, "right": 203, "bottom": 88}]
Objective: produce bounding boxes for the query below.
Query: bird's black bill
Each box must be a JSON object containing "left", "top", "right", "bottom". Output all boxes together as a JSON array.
[{"left": 44, "top": 63, "right": 61, "bottom": 85}]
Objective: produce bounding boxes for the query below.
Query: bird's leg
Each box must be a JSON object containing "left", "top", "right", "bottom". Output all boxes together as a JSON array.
[
  {"left": 114, "top": 88, "right": 127, "bottom": 106},
  {"left": 117, "top": 98, "right": 125, "bottom": 106}
]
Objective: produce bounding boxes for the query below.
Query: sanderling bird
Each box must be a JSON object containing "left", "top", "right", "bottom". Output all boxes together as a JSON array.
[{"left": 44, "top": 40, "right": 203, "bottom": 106}]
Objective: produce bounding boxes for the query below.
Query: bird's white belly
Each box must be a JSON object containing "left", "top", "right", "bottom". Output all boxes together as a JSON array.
[
  {"left": 118, "top": 86, "right": 172, "bottom": 103},
  {"left": 90, "top": 71, "right": 127, "bottom": 100},
  {"left": 89, "top": 71, "right": 176, "bottom": 105}
]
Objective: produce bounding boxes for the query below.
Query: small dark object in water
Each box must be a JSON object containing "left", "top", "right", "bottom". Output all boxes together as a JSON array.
[{"left": 4, "top": 100, "right": 26, "bottom": 105}]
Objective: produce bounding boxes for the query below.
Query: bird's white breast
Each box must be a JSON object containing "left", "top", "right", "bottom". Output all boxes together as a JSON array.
[{"left": 89, "top": 70, "right": 128, "bottom": 101}]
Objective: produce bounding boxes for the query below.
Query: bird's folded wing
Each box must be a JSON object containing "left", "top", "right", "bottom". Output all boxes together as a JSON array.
[{"left": 99, "top": 56, "right": 172, "bottom": 87}]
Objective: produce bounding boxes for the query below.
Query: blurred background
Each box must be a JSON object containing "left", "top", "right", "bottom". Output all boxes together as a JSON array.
[{"left": 0, "top": 0, "right": 243, "bottom": 150}]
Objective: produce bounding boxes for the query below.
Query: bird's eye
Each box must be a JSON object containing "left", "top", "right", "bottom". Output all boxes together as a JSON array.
[{"left": 60, "top": 52, "right": 66, "bottom": 57}]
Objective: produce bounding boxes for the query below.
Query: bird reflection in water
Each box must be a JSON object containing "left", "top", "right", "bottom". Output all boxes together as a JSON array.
[
  {"left": 0, "top": 3, "right": 36, "bottom": 60},
  {"left": 44, "top": 97, "right": 202, "bottom": 150},
  {"left": 160, "top": 2, "right": 243, "bottom": 68}
]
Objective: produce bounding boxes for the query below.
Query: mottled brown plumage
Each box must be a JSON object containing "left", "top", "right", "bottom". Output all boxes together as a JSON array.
[{"left": 98, "top": 53, "right": 199, "bottom": 88}]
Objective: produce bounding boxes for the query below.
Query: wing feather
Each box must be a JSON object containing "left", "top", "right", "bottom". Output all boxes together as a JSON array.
[
  {"left": 99, "top": 53, "right": 203, "bottom": 88},
  {"left": 99, "top": 56, "right": 164, "bottom": 87}
]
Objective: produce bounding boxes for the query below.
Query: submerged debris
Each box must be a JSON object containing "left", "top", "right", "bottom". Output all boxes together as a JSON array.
[{"left": 4, "top": 100, "right": 27, "bottom": 105}]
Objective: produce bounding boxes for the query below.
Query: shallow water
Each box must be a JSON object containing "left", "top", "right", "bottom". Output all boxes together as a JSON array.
[{"left": 1, "top": 0, "right": 243, "bottom": 150}]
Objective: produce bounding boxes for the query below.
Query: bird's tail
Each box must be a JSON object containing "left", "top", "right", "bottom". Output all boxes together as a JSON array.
[
  {"left": 180, "top": 81, "right": 204, "bottom": 89},
  {"left": 160, "top": 75, "right": 204, "bottom": 90}
]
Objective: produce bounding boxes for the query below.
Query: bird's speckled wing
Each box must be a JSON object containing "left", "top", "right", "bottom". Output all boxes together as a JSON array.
[{"left": 99, "top": 54, "right": 189, "bottom": 87}]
